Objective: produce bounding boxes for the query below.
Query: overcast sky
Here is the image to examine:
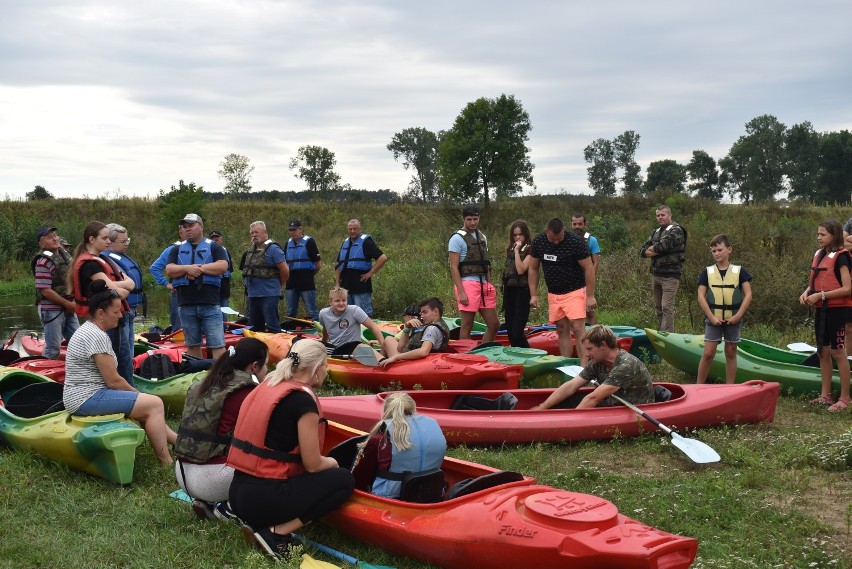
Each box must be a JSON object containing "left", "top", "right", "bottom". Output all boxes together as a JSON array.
[{"left": 1, "top": 0, "right": 850, "bottom": 200}]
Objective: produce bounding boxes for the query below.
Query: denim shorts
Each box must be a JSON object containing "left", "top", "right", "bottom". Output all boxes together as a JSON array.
[
  {"left": 180, "top": 304, "right": 226, "bottom": 348},
  {"left": 75, "top": 388, "right": 138, "bottom": 416},
  {"left": 704, "top": 319, "right": 743, "bottom": 344}
]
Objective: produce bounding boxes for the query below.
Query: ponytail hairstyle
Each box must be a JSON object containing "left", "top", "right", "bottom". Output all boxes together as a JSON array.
[
  {"left": 266, "top": 339, "right": 327, "bottom": 387},
  {"left": 87, "top": 280, "right": 120, "bottom": 316},
  {"left": 68, "top": 221, "right": 108, "bottom": 295},
  {"left": 196, "top": 337, "right": 268, "bottom": 395},
  {"left": 365, "top": 393, "right": 417, "bottom": 451}
]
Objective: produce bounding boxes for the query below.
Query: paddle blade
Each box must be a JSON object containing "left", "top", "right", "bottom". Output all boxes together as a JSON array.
[
  {"left": 0, "top": 349, "right": 21, "bottom": 366},
  {"left": 787, "top": 342, "right": 816, "bottom": 352},
  {"left": 352, "top": 345, "right": 379, "bottom": 367},
  {"left": 301, "top": 554, "right": 342, "bottom": 569},
  {"left": 670, "top": 432, "right": 720, "bottom": 464}
]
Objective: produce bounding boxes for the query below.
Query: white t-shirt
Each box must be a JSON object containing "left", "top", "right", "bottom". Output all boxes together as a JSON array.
[
  {"left": 63, "top": 320, "right": 117, "bottom": 413},
  {"left": 318, "top": 305, "right": 369, "bottom": 347}
]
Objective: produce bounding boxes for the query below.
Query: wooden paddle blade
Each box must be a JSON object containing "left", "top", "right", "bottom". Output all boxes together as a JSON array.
[{"left": 670, "top": 432, "right": 721, "bottom": 464}]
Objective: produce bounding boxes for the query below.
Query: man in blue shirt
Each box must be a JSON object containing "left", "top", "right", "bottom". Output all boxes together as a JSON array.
[
  {"left": 150, "top": 225, "right": 185, "bottom": 332},
  {"left": 571, "top": 214, "right": 601, "bottom": 324},
  {"left": 240, "top": 221, "right": 289, "bottom": 332}
]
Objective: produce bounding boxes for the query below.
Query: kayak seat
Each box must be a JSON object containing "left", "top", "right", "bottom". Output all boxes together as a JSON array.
[
  {"left": 450, "top": 393, "right": 518, "bottom": 411},
  {"left": 4, "top": 382, "right": 65, "bottom": 418},
  {"left": 399, "top": 468, "right": 446, "bottom": 503},
  {"left": 327, "top": 435, "right": 369, "bottom": 470},
  {"left": 654, "top": 385, "right": 672, "bottom": 402},
  {"left": 447, "top": 470, "right": 525, "bottom": 500}
]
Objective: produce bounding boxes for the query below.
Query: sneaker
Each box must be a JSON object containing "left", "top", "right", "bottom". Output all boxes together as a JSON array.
[
  {"left": 213, "top": 501, "right": 239, "bottom": 524},
  {"left": 191, "top": 500, "right": 216, "bottom": 521},
  {"left": 241, "top": 524, "right": 294, "bottom": 560}
]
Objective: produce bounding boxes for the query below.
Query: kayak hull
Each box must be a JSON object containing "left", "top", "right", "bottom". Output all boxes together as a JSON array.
[
  {"left": 322, "top": 422, "right": 698, "bottom": 569},
  {"left": 321, "top": 381, "right": 779, "bottom": 444},
  {"left": 0, "top": 367, "right": 144, "bottom": 484},
  {"left": 21, "top": 332, "right": 242, "bottom": 360},
  {"left": 326, "top": 353, "right": 523, "bottom": 392},
  {"left": 645, "top": 329, "right": 840, "bottom": 395}
]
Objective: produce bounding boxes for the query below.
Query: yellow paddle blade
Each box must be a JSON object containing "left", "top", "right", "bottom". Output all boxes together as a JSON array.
[{"left": 301, "top": 553, "right": 342, "bottom": 569}]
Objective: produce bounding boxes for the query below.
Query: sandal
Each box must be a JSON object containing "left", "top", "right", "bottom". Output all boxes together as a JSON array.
[
  {"left": 828, "top": 398, "right": 849, "bottom": 412},
  {"left": 809, "top": 395, "right": 835, "bottom": 406}
]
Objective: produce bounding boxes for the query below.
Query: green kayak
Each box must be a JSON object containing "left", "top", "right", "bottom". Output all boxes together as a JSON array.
[
  {"left": 467, "top": 345, "right": 580, "bottom": 387},
  {"left": 134, "top": 370, "right": 206, "bottom": 415},
  {"left": 0, "top": 367, "right": 145, "bottom": 485},
  {"left": 644, "top": 329, "right": 838, "bottom": 396}
]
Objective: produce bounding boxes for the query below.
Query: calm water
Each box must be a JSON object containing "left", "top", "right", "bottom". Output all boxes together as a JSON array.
[{"left": 0, "top": 290, "right": 172, "bottom": 354}]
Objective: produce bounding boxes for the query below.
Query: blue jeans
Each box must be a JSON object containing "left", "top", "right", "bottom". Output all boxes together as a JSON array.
[
  {"left": 348, "top": 292, "right": 373, "bottom": 317},
  {"left": 106, "top": 311, "right": 136, "bottom": 386},
  {"left": 179, "top": 304, "right": 226, "bottom": 349},
  {"left": 38, "top": 307, "right": 80, "bottom": 360},
  {"left": 169, "top": 290, "right": 182, "bottom": 332},
  {"left": 75, "top": 388, "right": 138, "bottom": 416},
  {"left": 249, "top": 296, "right": 282, "bottom": 332},
  {"left": 286, "top": 289, "right": 319, "bottom": 320}
]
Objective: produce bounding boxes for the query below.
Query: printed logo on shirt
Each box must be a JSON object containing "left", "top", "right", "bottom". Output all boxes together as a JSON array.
[
  {"left": 543, "top": 254, "right": 557, "bottom": 262},
  {"left": 338, "top": 320, "right": 350, "bottom": 330}
]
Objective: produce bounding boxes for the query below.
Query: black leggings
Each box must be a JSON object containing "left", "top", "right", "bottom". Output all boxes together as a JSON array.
[
  {"left": 503, "top": 285, "right": 531, "bottom": 348},
  {"left": 229, "top": 468, "right": 355, "bottom": 528}
]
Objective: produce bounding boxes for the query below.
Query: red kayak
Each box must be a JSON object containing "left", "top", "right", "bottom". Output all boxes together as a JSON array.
[
  {"left": 21, "top": 331, "right": 243, "bottom": 360},
  {"left": 8, "top": 358, "right": 66, "bottom": 382},
  {"left": 327, "top": 353, "right": 523, "bottom": 392},
  {"left": 465, "top": 329, "right": 632, "bottom": 357},
  {"left": 322, "top": 421, "right": 698, "bottom": 569},
  {"left": 321, "top": 380, "right": 779, "bottom": 445}
]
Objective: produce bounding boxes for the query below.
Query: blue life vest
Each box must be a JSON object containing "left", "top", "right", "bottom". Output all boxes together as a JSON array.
[
  {"left": 337, "top": 234, "right": 373, "bottom": 272},
  {"left": 105, "top": 251, "right": 145, "bottom": 307},
  {"left": 372, "top": 415, "right": 447, "bottom": 498},
  {"left": 221, "top": 246, "right": 232, "bottom": 279},
  {"left": 285, "top": 235, "right": 317, "bottom": 271},
  {"left": 172, "top": 239, "right": 222, "bottom": 288}
]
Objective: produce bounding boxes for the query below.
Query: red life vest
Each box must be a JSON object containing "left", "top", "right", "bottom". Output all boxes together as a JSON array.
[
  {"left": 226, "top": 380, "right": 326, "bottom": 480},
  {"left": 72, "top": 251, "right": 130, "bottom": 317},
  {"left": 810, "top": 248, "right": 852, "bottom": 308}
]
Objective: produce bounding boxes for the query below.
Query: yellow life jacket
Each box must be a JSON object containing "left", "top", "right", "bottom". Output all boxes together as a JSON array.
[{"left": 705, "top": 264, "right": 742, "bottom": 320}]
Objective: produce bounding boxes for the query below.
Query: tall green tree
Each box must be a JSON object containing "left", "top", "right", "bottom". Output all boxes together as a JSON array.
[
  {"left": 816, "top": 129, "right": 852, "bottom": 204},
  {"left": 217, "top": 153, "right": 254, "bottom": 195},
  {"left": 583, "top": 138, "right": 617, "bottom": 196},
  {"left": 26, "top": 185, "right": 53, "bottom": 201},
  {"left": 437, "top": 94, "right": 534, "bottom": 204},
  {"left": 157, "top": 180, "right": 206, "bottom": 241},
  {"left": 719, "top": 114, "right": 787, "bottom": 203},
  {"left": 784, "top": 122, "right": 821, "bottom": 202},
  {"left": 289, "top": 145, "right": 341, "bottom": 194},
  {"left": 643, "top": 159, "right": 686, "bottom": 194},
  {"left": 686, "top": 150, "right": 721, "bottom": 200},
  {"left": 613, "top": 130, "right": 642, "bottom": 194},
  {"left": 387, "top": 127, "right": 441, "bottom": 202}
]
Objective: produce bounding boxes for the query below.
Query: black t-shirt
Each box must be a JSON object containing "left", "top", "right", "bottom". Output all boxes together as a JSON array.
[
  {"left": 286, "top": 237, "right": 321, "bottom": 291},
  {"left": 339, "top": 236, "right": 384, "bottom": 294},
  {"left": 167, "top": 241, "right": 229, "bottom": 306},
  {"left": 530, "top": 232, "right": 590, "bottom": 294},
  {"left": 265, "top": 390, "right": 319, "bottom": 451},
  {"left": 78, "top": 259, "right": 112, "bottom": 299}
]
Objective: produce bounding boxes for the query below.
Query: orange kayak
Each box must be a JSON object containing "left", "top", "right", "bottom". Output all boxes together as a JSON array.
[{"left": 241, "top": 329, "right": 321, "bottom": 364}]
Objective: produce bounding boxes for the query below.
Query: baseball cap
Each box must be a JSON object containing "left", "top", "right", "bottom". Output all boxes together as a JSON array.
[
  {"left": 181, "top": 213, "right": 203, "bottom": 224},
  {"left": 462, "top": 204, "right": 480, "bottom": 217},
  {"left": 36, "top": 226, "right": 58, "bottom": 242},
  {"left": 402, "top": 304, "right": 420, "bottom": 317},
  {"left": 288, "top": 219, "right": 302, "bottom": 229},
  {"left": 59, "top": 236, "right": 70, "bottom": 247},
  {"left": 208, "top": 230, "right": 222, "bottom": 238}
]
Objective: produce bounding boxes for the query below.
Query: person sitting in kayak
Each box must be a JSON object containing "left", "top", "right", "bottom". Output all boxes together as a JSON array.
[
  {"left": 226, "top": 339, "right": 355, "bottom": 560},
  {"left": 62, "top": 280, "right": 176, "bottom": 465},
  {"left": 317, "top": 287, "right": 387, "bottom": 356},
  {"left": 352, "top": 392, "right": 447, "bottom": 499},
  {"left": 174, "top": 337, "right": 269, "bottom": 522},
  {"left": 378, "top": 297, "right": 451, "bottom": 368},
  {"left": 531, "top": 324, "right": 654, "bottom": 410}
]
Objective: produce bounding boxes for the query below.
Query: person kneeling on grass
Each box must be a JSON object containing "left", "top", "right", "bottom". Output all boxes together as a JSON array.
[
  {"left": 174, "top": 337, "right": 269, "bottom": 522},
  {"left": 317, "top": 287, "right": 387, "bottom": 356},
  {"left": 226, "top": 339, "right": 355, "bottom": 561},
  {"left": 63, "top": 280, "right": 176, "bottom": 465},
  {"left": 352, "top": 392, "right": 447, "bottom": 498},
  {"left": 378, "top": 297, "right": 450, "bottom": 368},
  {"left": 531, "top": 324, "right": 654, "bottom": 410}
]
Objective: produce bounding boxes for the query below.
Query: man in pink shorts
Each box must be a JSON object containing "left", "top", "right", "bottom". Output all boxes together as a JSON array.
[
  {"left": 448, "top": 204, "right": 500, "bottom": 342},
  {"left": 528, "top": 218, "right": 597, "bottom": 363}
]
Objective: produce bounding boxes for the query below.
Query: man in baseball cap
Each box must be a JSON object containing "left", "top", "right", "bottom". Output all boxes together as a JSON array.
[
  {"left": 284, "top": 219, "right": 321, "bottom": 320},
  {"left": 181, "top": 213, "right": 203, "bottom": 225},
  {"left": 33, "top": 226, "right": 80, "bottom": 359}
]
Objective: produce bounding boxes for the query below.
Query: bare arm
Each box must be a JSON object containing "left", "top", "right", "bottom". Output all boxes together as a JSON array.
[
  {"left": 514, "top": 244, "right": 532, "bottom": 275},
  {"left": 276, "top": 261, "right": 290, "bottom": 288},
  {"left": 297, "top": 412, "right": 338, "bottom": 472},
  {"left": 362, "top": 317, "right": 387, "bottom": 349},
  {"left": 727, "top": 281, "right": 752, "bottom": 325},
  {"left": 576, "top": 383, "right": 619, "bottom": 409},
  {"left": 697, "top": 284, "right": 721, "bottom": 325},
  {"left": 362, "top": 254, "right": 388, "bottom": 282},
  {"left": 527, "top": 257, "right": 540, "bottom": 308},
  {"left": 448, "top": 251, "right": 468, "bottom": 306},
  {"left": 41, "top": 288, "right": 75, "bottom": 312},
  {"left": 578, "top": 256, "right": 596, "bottom": 310},
  {"left": 89, "top": 272, "right": 130, "bottom": 299},
  {"left": 531, "top": 375, "right": 586, "bottom": 410},
  {"left": 94, "top": 353, "right": 138, "bottom": 391}
]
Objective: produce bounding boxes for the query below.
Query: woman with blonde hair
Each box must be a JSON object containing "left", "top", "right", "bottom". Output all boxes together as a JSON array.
[
  {"left": 226, "top": 339, "right": 354, "bottom": 560},
  {"left": 354, "top": 392, "right": 447, "bottom": 498}
]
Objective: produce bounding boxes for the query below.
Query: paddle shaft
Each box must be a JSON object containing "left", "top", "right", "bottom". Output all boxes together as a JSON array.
[
  {"left": 135, "top": 338, "right": 202, "bottom": 361},
  {"left": 588, "top": 380, "right": 672, "bottom": 434},
  {"left": 2, "top": 329, "right": 19, "bottom": 350}
]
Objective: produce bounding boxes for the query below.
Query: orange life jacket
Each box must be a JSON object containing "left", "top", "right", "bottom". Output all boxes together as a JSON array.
[
  {"left": 72, "top": 252, "right": 130, "bottom": 317},
  {"left": 810, "top": 248, "right": 852, "bottom": 308},
  {"left": 226, "top": 380, "right": 326, "bottom": 479}
]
